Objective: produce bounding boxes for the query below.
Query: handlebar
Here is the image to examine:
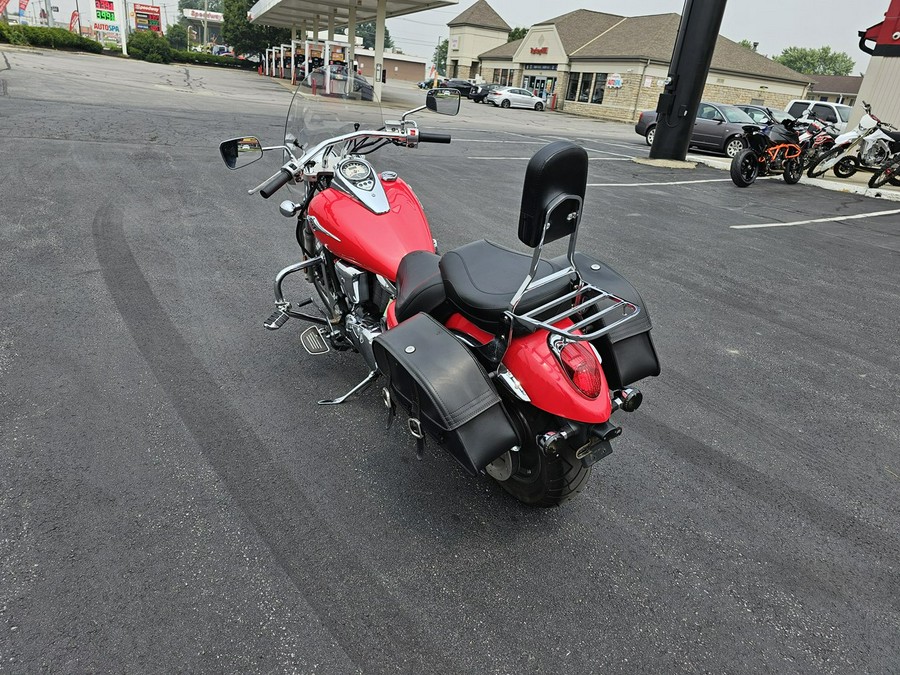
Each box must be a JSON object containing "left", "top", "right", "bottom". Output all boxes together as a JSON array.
[
  {"left": 418, "top": 132, "right": 452, "bottom": 144},
  {"left": 259, "top": 168, "right": 293, "bottom": 199}
]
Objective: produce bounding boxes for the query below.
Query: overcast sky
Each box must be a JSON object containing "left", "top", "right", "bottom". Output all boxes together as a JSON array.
[{"left": 386, "top": 0, "right": 890, "bottom": 74}]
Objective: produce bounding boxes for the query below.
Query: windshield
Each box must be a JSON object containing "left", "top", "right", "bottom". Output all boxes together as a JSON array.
[
  {"left": 837, "top": 105, "right": 852, "bottom": 123},
  {"left": 284, "top": 67, "right": 383, "bottom": 158},
  {"left": 722, "top": 107, "right": 755, "bottom": 124},
  {"left": 770, "top": 110, "right": 794, "bottom": 123}
]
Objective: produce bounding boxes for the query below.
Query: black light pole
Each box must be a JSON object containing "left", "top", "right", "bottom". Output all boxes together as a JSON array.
[{"left": 649, "top": 0, "right": 728, "bottom": 160}]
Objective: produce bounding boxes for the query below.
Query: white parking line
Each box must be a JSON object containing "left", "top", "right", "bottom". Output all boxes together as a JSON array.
[
  {"left": 731, "top": 208, "right": 900, "bottom": 229},
  {"left": 587, "top": 178, "right": 735, "bottom": 187},
  {"left": 453, "top": 139, "right": 549, "bottom": 144}
]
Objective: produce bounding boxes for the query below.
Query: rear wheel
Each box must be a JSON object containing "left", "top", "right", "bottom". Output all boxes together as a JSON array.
[
  {"left": 500, "top": 99, "right": 511, "bottom": 109},
  {"left": 725, "top": 137, "right": 746, "bottom": 159},
  {"left": 783, "top": 158, "right": 802, "bottom": 184},
  {"left": 730, "top": 149, "right": 759, "bottom": 187},
  {"left": 645, "top": 126, "right": 656, "bottom": 146},
  {"left": 834, "top": 156, "right": 858, "bottom": 179},
  {"left": 489, "top": 403, "right": 592, "bottom": 507}
]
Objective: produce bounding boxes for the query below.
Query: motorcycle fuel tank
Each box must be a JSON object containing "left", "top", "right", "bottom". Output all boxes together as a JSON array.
[{"left": 308, "top": 178, "right": 434, "bottom": 282}]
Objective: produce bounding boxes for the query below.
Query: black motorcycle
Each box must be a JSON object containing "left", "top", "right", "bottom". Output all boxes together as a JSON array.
[{"left": 730, "top": 114, "right": 803, "bottom": 187}]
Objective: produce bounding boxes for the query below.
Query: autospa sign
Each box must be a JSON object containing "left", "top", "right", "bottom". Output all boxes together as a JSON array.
[
  {"left": 133, "top": 3, "right": 161, "bottom": 32},
  {"left": 93, "top": 0, "right": 120, "bottom": 36}
]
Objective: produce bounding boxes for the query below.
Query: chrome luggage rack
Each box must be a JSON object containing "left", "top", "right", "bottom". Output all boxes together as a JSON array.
[{"left": 505, "top": 240, "right": 640, "bottom": 342}]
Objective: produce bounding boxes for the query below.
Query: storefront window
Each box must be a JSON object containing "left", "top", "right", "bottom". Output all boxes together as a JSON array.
[
  {"left": 591, "top": 74, "right": 606, "bottom": 105},
  {"left": 578, "top": 73, "right": 594, "bottom": 103},
  {"left": 566, "top": 73, "right": 580, "bottom": 101}
]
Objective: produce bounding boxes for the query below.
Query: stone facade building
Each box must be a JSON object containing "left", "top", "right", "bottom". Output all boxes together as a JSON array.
[
  {"left": 475, "top": 9, "right": 812, "bottom": 122},
  {"left": 447, "top": 0, "right": 510, "bottom": 80}
]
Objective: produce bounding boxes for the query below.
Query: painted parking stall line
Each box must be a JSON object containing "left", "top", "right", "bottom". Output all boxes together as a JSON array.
[
  {"left": 468, "top": 157, "right": 631, "bottom": 161},
  {"left": 587, "top": 177, "right": 736, "bottom": 187},
  {"left": 731, "top": 208, "right": 900, "bottom": 229}
]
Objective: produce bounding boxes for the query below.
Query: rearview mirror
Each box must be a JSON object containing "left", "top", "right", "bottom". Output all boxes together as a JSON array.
[
  {"left": 220, "top": 136, "right": 263, "bottom": 170},
  {"left": 426, "top": 88, "right": 460, "bottom": 116}
]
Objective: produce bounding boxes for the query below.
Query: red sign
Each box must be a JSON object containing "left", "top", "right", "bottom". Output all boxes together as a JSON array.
[
  {"left": 134, "top": 3, "right": 161, "bottom": 32},
  {"left": 0, "top": 0, "right": 12, "bottom": 13},
  {"left": 69, "top": 9, "right": 79, "bottom": 31},
  {"left": 18, "top": 0, "right": 30, "bottom": 13},
  {"left": 530, "top": 47, "right": 548, "bottom": 55}
]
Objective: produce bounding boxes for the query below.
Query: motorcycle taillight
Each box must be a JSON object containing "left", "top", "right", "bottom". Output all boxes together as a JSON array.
[{"left": 558, "top": 342, "right": 603, "bottom": 399}]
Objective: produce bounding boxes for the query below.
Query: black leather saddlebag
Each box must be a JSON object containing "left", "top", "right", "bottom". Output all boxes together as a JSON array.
[
  {"left": 569, "top": 252, "right": 661, "bottom": 390},
  {"left": 372, "top": 313, "right": 520, "bottom": 476}
]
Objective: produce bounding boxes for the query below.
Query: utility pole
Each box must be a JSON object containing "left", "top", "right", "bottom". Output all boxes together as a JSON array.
[
  {"left": 649, "top": 0, "right": 727, "bottom": 161},
  {"left": 202, "top": 0, "right": 208, "bottom": 48},
  {"left": 44, "top": 0, "right": 54, "bottom": 26}
]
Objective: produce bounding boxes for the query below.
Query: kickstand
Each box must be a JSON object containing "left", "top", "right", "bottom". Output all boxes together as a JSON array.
[{"left": 317, "top": 370, "right": 379, "bottom": 405}]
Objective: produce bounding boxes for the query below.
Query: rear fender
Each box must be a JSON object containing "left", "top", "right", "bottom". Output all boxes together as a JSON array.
[{"left": 444, "top": 313, "right": 612, "bottom": 424}]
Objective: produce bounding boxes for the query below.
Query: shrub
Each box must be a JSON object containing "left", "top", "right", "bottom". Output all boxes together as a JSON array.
[
  {"left": 0, "top": 24, "right": 101, "bottom": 52},
  {"left": 171, "top": 49, "right": 257, "bottom": 70},
  {"left": 127, "top": 29, "right": 171, "bottom": 63}
]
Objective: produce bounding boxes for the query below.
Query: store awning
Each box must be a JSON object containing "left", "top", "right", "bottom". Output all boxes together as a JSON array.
[{"left": 248, "top": 0, "right": 457, "bottom": 30}]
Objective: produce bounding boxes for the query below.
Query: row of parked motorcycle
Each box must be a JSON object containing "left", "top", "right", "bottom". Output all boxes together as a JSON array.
[{"left": 730, "top": 102, "right": 900, "bottom": 189}]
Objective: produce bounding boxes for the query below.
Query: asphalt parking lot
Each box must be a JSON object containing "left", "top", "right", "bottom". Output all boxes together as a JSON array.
[{"left": 2, "top": 47, "right": 899, "bottom": 673}]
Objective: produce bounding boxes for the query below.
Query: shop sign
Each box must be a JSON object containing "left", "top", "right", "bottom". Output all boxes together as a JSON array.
[
  {"left": 530, "top": 47, "right": 548, "bottom": 55},
  {"left": 606, "top": 73, "right": 623, "bottom": 88}
]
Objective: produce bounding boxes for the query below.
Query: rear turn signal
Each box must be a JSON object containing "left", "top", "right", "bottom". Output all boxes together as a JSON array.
[{"left": 558, "top": 341, "right": 604, "bottom": 399}]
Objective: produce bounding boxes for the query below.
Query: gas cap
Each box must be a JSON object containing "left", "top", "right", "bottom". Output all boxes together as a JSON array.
[{"left": 381, "top": 171, "right": 398, "bottom": 182}]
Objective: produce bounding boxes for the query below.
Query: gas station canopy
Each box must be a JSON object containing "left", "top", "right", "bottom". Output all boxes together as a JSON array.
[{"left": 248, "top": 0, "right": 458, "bottom": 30}]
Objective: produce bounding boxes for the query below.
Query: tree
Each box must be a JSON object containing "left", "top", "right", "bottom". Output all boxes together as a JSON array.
[
  {"left": 508, "top": 27, "right": 527, "bottom": 42},
  {"left": 222, "top": 0, "right": 289, "bottom": 59},
  {"left": 166, "top": 23, "right": 187, "bottom": 50},
  {"left": 355, "top": 20, "right": 394, "bottom": 50},
  {"left": 773, "top": 46, "right": 854, "bottom": 76},
  {"left": 738, "top": 39, "right": 758, "bottom": 52},
  {"left": 433, "top": 38, "right": 447, "bottom": 76}
]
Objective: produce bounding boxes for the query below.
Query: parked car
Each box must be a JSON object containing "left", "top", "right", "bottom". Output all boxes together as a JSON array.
[
  {"left": 486, "top": 86, "right": 546, "bottom": 111},
  {"left": 785, "top": 99, "right": 852, "bottom": 133},
  {"left": 634, "top": 101, "right": 758, "bottom": 158},
  {"left": 734, "top": 105, "right": 795, "bottom": 125},
  {"left": 443, "top": 78, "right": 476, "bottom": 97},
  {"left": 417, "top": 77, "right": 448, "bottom": 89},
  {"left": 469, "top": 83, "right": 502, "bottom": 103}
]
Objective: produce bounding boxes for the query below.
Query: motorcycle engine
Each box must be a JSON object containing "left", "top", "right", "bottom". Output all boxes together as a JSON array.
[{"left": 861, "top": 140, "right": 889, "bottom": 167}]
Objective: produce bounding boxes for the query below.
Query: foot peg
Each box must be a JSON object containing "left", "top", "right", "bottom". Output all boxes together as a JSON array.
[
  {"left": 264, "top": 309, "right": 290, "bottom": 330},
  {"left": 300, "top": 326, "right": 330, "bottom": 355}
]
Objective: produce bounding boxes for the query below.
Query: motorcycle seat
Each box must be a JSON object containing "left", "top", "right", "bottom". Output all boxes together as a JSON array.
[
  {"left": 885, "top": 130, "right": 900, "bottom": 142},
  {"left": 439, "top": 239, "right": 574, "bottom": 332},
  {"left": 394, "top": 250, "right": 451, "bottom": 323}
]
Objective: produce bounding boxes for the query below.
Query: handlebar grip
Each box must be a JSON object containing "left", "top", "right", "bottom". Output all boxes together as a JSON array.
[
  {"left": 418, "top": 132, "right": 452, "bottom": 144},
  {"left": 259, "top": 169, "right": 293, "bottom": 199}
]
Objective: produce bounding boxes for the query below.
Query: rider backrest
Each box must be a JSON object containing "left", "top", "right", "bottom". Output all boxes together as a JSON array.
[{"left": 517, "top": 141, "right": 588, "bottom": 249}]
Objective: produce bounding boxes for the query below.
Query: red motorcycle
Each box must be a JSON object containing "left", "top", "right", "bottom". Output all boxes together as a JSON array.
[{"left": 219, "top": 75, "right": 660, "bottom": 506}]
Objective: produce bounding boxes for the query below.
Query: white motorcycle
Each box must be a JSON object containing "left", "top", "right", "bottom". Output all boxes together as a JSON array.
[{"left": 807, "top": 102, "right": 900, "bottom": 180}]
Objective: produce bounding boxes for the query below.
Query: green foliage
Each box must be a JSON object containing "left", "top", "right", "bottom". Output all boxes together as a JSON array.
[
  {"left": 433, "top": 38, "right": 447, "bottom": 75},
  {"left": 738, "top": 39, "right": 758, "bottom": 52},
  {"left": 128, "top": 29, "right": 173, "bottom": 63},
  {"left": 167, "top": 24, "right": 188, "bottom": 50},
  {"left": 355, "top": 21, "right": 394, "bottom": 50},
  {"left": 0, "top": 24, "right": 102, "bottom": 52},
  {"left": 179, "top": 0, "right": 223, "bottom": 12},
  {"left": 508, "top": 27, "right": 528, "bottom": 42},
  {"left": 171, "top": 49, "right": 257, "bottom": 69},
  {"left": 773, "top": 46, "right": 854, "bottom": 76},
  {"left": 222, "top": 0, "right": 289, "bottom": 58}
]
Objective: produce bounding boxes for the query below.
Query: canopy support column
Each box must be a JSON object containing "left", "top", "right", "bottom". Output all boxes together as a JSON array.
[{"left": 374, "top": 0, "right": 386, "bottom": 100}]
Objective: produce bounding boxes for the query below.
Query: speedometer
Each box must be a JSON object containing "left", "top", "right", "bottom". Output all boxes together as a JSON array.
[{"left": 340, "top": 160, "right": 371, "bottom": 181}]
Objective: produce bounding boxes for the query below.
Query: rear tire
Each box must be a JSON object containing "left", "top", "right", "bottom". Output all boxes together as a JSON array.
[
  {"left": 645, "top": 126, "right": 656, "bottom": 146},
  {"left": 492, "top": 403, "right": 592, "bottom": 507},
  {"left": 783, "top": 158, "right": 802, "bottom": 184},
  {"left": 730, "top": 149, "right": 758, "bottom": 187},
  {"left": 501, "top": 99, "right": 511, "bottom": 109},
  {"left": 833, "top": 156, "right": 858, "bottom": 179},
  {"left": 725, "top": 137, "right": 745, "bottom": 159}
]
